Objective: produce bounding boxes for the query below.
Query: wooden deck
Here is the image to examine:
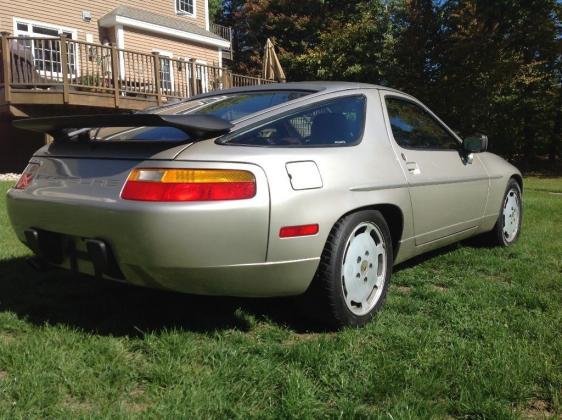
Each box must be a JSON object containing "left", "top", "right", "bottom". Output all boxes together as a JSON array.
[{"left": 0, "top": 33, "right": 272, "bottom": 117}]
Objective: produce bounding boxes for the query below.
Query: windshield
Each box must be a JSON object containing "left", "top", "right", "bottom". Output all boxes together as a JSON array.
[{"left": 92, "top": 91, "right": 311, "bottom": 142}]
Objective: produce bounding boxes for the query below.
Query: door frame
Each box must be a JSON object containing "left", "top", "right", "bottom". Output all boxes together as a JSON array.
[{"left": 378, "top": 89, "right": 490, "bottom": 245}]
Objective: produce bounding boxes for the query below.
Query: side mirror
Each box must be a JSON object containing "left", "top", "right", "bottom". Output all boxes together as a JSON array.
[{"left": 463, "top": 134, "right": 488, "bottom": 153}]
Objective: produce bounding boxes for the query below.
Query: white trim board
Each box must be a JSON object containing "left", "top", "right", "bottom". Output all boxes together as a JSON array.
[
  {"left": 205, "top": 0, "right": 210, "bottom": 31},
  {"left": 13, "top": 17, "right": 78, "bottom": 39},
  {"left": 99, "top": 15, "right": 229, "bottom": 49},
  {"left": 115, "top": 25, "right": 125, "bottom": 78}
]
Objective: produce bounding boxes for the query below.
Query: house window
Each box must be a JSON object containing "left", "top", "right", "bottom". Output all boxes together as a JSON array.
[
  {"left": 176, "top": 0, "right": 195, "bottom": 15},
  {"left": 13, "top": 18, "right": 77, "bottom": 77}
]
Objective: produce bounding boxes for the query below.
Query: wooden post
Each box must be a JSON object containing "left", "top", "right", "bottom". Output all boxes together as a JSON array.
[
  {"left": 59, "top": 34, "right": 69, "bottom": 104},
  {"left": 229, "top": 28, "right": 234, "bottom": 60},
  {"left": 220, "top": 69, "right": 227, "bottom": 90},
  {"left": 152, "top": 51, "right": 162, "bottom": 106},
  {"left": 1, "top": 32, "right": 12, "bottom": 103},
  {"left": 221, "top": 69, "right": 233, "bottom": 89},
  {"left": 110, "top": 45, "right": 120, "bottom": 108},
  {"left": 257, "top": 76, "right": 261, "bottom": 85},
  {"left": 179, "top": 57, "right": 186, "bottom": 97},
  {"left": 189, "top": 58, "right": 197, "bottom": 97}
]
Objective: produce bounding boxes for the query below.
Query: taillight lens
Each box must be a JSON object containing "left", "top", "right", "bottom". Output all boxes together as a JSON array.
[
  {"left": 121, "top": 168, "right": 256, "bottom": 202},
  {"left": 14, "top": 163, "right": 40, "bottom": 190}
]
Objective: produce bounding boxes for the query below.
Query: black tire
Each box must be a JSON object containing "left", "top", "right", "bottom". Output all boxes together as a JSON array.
[
  {"left": 304, "top": 210, "right": 393, "bottom": 329},
  {"left": 485, "top": 179, "right": 523, "bottom": 246}
]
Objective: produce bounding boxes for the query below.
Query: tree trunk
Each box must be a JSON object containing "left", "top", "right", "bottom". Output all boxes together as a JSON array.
[
  {"left": 549, "top": 87, "right": 561, "bottom": 162},
  {"left": 521, "top": 110, "right": 535, "bottom": 171}
]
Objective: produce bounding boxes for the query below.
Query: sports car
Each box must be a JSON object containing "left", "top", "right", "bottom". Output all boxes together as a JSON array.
[{"left": 6, "top": 82, "right": 522, "bottom": 328}]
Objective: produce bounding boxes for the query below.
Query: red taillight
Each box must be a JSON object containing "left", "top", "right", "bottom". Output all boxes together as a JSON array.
[
  {"left": 279, "top": 224, "right": 319, "bottom": 238},
  {"left": 121, "top": 168, "right": 256, "bottom": 202},
  {"left": 14, "top": 163, "right": 40, "bottom": 190}
]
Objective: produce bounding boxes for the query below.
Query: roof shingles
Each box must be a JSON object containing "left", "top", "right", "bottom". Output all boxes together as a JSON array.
[{"left": 100, "top": 5, "right": 223, "bottom": 41}]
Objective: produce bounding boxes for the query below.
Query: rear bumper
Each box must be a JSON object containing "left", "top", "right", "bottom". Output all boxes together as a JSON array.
[
  {"left": 121, "top": 258, "right": 319, "bottom": 297},
  {"left": 6, "top": 177, "right": 317, "bottom": 297},
  {"left": 17, "top": 226, "right": 319, "bottom": 297}
]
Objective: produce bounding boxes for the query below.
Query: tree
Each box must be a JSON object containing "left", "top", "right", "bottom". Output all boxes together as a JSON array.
[
  {"left": 208, "top": 0, "right": 223, "bottom": 21},
  {"left": 220, "top": 0, "right": 333, "bottom": 77},
  {"left": 220, "top": 0, "right": 561, "bottom": 167},
  {"left": 436, "top": 0, "right": 561, "bottom": 163},
  {"left": 294, "top": 1, "right": 397, "bottom": 83},
  {"left": 387, "top": 0, "right": 441, "bottom": 101}
]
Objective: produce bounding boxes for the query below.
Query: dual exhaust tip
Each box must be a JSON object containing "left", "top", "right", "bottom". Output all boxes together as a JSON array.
[{"left": 23, "top": 228, "right": 124, "bottom": 280}]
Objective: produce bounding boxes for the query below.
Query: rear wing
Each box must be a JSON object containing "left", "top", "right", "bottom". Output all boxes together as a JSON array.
[{"left": 13, "top": 114, "right": 234, "bottom": 140}]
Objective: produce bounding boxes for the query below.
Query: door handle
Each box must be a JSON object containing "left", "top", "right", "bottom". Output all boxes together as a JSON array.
[{"left": 406, "top": 162, "right": 421, "bottom": 175}]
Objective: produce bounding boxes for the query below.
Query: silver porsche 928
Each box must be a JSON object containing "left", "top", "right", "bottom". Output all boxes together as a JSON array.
[{"left": 7, "top": 82, "right": 522, "bottom": 328}]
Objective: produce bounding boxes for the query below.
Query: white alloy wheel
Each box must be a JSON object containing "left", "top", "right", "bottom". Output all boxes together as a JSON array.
[
  {"left": 341, "top": 222, "right": 387, "bottom": 316},
  {"left": 503, "top": 188, "right": 520, "bottom": 243}
]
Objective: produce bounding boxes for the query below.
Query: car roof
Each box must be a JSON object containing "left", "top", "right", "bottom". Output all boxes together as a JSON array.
[
  {"left": 190, "top": 81, "right": 406, "bottom": 99},
  {"left": 146, "top": 81, "right": 411, "bottom": 122},
  {"left": 147, "top": 81, "right": 408, "bottom": 116}
]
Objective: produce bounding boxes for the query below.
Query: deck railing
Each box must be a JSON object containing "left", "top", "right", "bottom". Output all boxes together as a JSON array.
[
  {"left": 210, "top": 23, "right": 233, "bottom": 59},
  {"left": 210, "top": 23, "right": 233, "bottom": 43},
  {"left": 0, "top": 33, "right": 274, "bottom": 111}
]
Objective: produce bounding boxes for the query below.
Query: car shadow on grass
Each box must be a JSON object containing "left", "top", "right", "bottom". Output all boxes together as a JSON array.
[
  {"left": 0, "top": 240, "right": 484, "bottom": 337},
  {"left": 393, "top": 234, "right": 502, "bottom": 272},
  {"left": 0, "top": 256, "right": 316, "bottom": 336}
]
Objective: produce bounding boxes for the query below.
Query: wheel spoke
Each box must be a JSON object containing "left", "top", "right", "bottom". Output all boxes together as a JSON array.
[
  {"left": 346, "top": 293, "right": 358, "bottom": 310},
  {"left": 343, "top": 257, "right": 355, "bottom": 289}
]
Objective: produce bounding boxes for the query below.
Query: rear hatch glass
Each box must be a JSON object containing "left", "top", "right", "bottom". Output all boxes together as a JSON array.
[{"left": 85, "top": 91, "right": 311, "bottom": 143}]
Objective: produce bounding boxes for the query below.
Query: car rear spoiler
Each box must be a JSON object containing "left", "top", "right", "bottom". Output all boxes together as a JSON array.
[{"left": 13, "top": 114, "right": 234, "bottom": 140}]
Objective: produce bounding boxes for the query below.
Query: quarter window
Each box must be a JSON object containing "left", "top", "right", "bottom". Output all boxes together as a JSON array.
[
  {"left": 222, "top": 96, "right": 366, "bottom": 147},
  {"left": 385, "top": 97, "right": 459, "bottom": 150},
  {"left": 176, "top": 0, "right": 194, "bottom": 15}
]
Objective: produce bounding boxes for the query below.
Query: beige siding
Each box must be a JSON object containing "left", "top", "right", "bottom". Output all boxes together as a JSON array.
[
  {"left": 0, "top": 0, "right": 208, "bottom": 44},
  {"left": 124, "top": 28, "right": 219, "bottom": 65}
]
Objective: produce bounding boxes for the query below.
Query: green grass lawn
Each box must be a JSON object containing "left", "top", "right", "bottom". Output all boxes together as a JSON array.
[{"left": 0, "top": 179, "right": 560, "bottom": 418}]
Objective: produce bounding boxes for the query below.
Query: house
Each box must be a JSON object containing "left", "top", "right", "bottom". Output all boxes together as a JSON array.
[{"left": 0, "top": 0, "right": 270, "bottom": 171}]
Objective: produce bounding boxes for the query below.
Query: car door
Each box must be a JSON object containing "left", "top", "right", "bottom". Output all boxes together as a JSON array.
[{"left": 380, "top": 91, "right": 489, "bottom": 245}]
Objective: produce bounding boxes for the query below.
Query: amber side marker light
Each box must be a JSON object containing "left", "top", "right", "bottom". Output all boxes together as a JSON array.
[
  {"left": 121, "top": 168, "right": 256, "bottom": 202},
  {"left": 279, "top": 224, "right": 319, "bottom": 238}
]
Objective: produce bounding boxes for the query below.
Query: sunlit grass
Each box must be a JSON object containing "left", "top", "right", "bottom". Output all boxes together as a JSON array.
[{"left": 0, "top": 179, "right": 560, "bottom": 418}]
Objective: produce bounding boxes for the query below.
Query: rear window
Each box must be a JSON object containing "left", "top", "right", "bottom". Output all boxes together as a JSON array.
[
  {"left": 92, "top": 91, "right": 310, "bottom": 142},
  {"left": 220, "top": 95, "right": 366, "bottom": 147}
]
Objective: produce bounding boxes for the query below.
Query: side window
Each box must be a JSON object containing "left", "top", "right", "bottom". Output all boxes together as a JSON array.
[
  {"left": 385, "top": 97, "right": 459, "bottom": 150},
  {"left": 223, "top": 96, "right": 366, "bottom": 147}
]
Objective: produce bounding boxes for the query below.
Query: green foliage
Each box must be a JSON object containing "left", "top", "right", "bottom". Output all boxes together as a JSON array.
[
  {"left": 221, "top": 0, "right": 562, "bottom": 167},
  {"left": 430, "top": 0, "right": 562, "bottom": 165},
  {"left": 80, "top": 74, "right": 102, "bottom": 87},
  {"left": 208, "top": 0, "right": 223, "bottom": 21}
]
